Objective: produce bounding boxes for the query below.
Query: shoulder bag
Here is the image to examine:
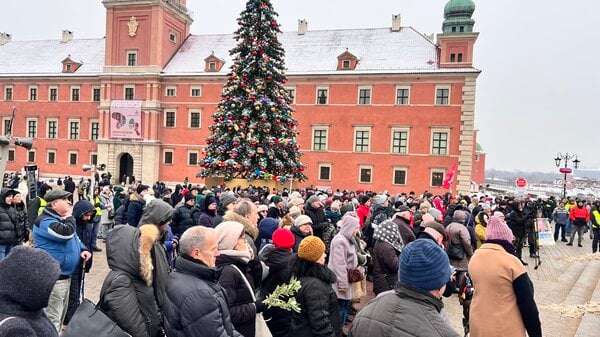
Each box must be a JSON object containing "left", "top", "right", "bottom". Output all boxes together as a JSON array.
[{"left": 231, "top": 265, "right": 273, "bottom": 337}]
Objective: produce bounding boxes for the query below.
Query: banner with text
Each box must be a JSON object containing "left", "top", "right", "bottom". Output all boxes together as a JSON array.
[{"left": 110, "top": 100, "right": 142, "bottom": 139}]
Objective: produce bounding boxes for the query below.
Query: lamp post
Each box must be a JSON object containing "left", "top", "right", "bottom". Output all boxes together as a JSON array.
[
  {"left": 0, "top": 106, "right": 34, "bottom": 183},
  {"left": 82, "top": 163, "right": 106, "bottom": 201},
  {"left": 554, "top": 153, "right": 580, "bottom": 200}
]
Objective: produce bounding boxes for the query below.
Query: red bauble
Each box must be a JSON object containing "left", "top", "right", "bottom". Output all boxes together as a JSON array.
[
  {"left": 299, "top": 166, "right": 305, "bottom": 171},
  {"left": 267, "top": 76, "right": 273, "bottom": 81},
  {"left": 282, "top": 79, "right": 287, "bottom": 84},
  {"left": 242, "top": 73, "right": 248, "bottom": 78},
  {"left": 252, "top": 51, "right": 258, "bottom": 56}
]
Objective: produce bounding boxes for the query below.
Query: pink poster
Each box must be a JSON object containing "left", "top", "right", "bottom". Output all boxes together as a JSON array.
[{"left": 110, "top": 100, "right": 142, "bottom": 139}]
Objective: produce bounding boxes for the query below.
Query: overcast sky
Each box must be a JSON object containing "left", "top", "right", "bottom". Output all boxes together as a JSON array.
[{"left": 1, "top": 0, "right": 598, "bottom": 173}]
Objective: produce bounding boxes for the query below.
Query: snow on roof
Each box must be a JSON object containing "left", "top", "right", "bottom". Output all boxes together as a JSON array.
[
  {"left": 0, "top": 38, "right": 105, "bottom": 77},
  {"left": 164, "top": 27, "right": 480, "bottom": 76}
]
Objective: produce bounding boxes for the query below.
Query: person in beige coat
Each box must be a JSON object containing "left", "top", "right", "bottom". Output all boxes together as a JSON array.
[
  {"left": 468, "top": 216, "right": 542, "bottom": 337},
  {"left": 445, "top": 210, "right": 473, "bottom": 270}
]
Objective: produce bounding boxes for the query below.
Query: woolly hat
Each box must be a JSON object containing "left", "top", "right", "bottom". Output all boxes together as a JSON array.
[
  {"left": 294, "top": 214, "right": 313, "bottom": 227},
  {"left": 272, "top": 195, "right": 283, "bottom": 204},
  {"left": 289, "top": 198, "right": 304, "bottom": 207},
  {"left": 259, "top": 218, "right": 279, "bottom": 242},
  {"left": 306, "top": 195, "right": 320, "bottom": 205},
  {"left": 493, "top": 211, "right": 505, "bottom": 218},
  {"left": 272, "top": 228, "right": 295, "bottom": 249},
  {"left": 399, "top": 239, "right": 452, "bottom": 291},
  {"left": 373, "top": 194, "right": 387, "bottom": 206},
  {"left": 136, "top": 184, "right": 150, "bottom": 194},
  {"left": 0, "top": 246, "right": 60, "bottom": 310},
  {"left": 220, "top": 192, "right": 238, "bottom": 208},
  {"left": 257, "top": 204, "right": 269, "bottom": 213},
  {"left": 288, "top": 206, "right": 301, "bottom": 218},
  {"left": 486, "top": 216, "right": 514, "bottom": 242},
  {"left": 359, "top": 195, "right": 370, "bottom": 205},
  {"left": 215, "top": 221, "right": 245, "bottom": 250},
  {"left": 298, "top": 236, "right": 325, "bottom": 262},
  {"left": 185, "top": 192, "right": 196, "bottom": 202},
  {"left": 428, "top": 207, "right": 443, "bottom": 219},
  {"left": 452, "top": 210, "right": 467, "bottom": 223}
]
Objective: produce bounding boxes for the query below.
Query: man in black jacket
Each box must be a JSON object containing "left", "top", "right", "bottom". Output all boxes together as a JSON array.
[
  {"left": 506, "top": 201, "right": 531, "bottom": 265},
  {"left": 163, "top": 226, "right": 242, "bottom": 337}
]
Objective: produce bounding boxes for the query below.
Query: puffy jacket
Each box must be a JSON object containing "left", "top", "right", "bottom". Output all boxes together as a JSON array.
[
  {"left": 172, "top": 204, "right": 195, "bottom": 238},
  {"left": 259, "top": 247, "right": 294, "bottom": 337},
  {"left": 33, "top": 208, "right": 86, "bottom": 277},
  {"left": 216, "top": 254, "right": 257, "bottom": 337},
  {"left": 356, "top": 204, "right": 370, "bottom": 228},
  {"left": 372, "top": 240, "right": 399, "bottom": 295},
  {"left": 552, "top": 206, "right": 570, "bottom": 225},
  {"left": 446, "top": 222, "right": 474, "bottom": 271},
  {"left": 570, "top": 205, "right": 590, "bottom": 225},
  {"left": 12, "top": 200, "right": 28, "bottom": 242},
  {"left": 126, "top": 193, "right": 146, "bottom": 227},
  {"left": 349, "top": 284, "right": 460, "bottom": 337},
  {"left": 507, "top": 208, "right": 530, "bottom": 236},
  {"left": 163, "top": 255, "right": 242, "bottom": 337},
  {"left": 289, "top": 258, "right": 341, "bottom": 337},
  {"left": 304, "top": 204, "right": 328, "bottom": 239},
  {"left": 328, "top": 214, "right": 359, "bottom": 300},
  {"left": 0, "top": 189, "right": 19, "bottom": 245},
  {"left": 73, "top": 200, "right": 96, "bottom": 272},
  {"left": 100, "top": 224, "right": 164, "bottom": 337}
]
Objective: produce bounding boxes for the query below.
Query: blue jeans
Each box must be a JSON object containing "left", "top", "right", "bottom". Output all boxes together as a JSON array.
[
  {"left": 338, "top": 299, "right": 351, "bottom": 330},
  {"left": 0, "top": 244, "right": 14, "bottom": 261}
]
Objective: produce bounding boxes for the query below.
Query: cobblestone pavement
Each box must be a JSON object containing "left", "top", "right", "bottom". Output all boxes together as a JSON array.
[{"left": 85, "top": 231, "right": 600, "bottom": 337}]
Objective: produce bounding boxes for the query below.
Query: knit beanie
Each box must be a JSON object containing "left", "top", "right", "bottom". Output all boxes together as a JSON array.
[
  {"left": 289, "top": 197, "right": 304, "bottom": 207},
  {"left": 294, "top": 214, "right": 313, "bottom": 227},
  {"left": 220, "top": 192, "right": 238, "bottom": 208},
  {"left": 272, "top": 228, "right": 295, "bottom": 249},
  {"left": 486, "top": 216, "right": 514, "bottom": 242},
  {"left": 493, "top": 211, "right": 505, "bottom": 218},
  {"left": 452, "top": 210, "right": 467, "bottom": 223},
  {"left": 428, "top": 207, "right": 442, "bottom": 219},
  {"left": 0, "top": 246, "right": 60, "bottom": 310},
  {"left": 136, "top": 184, "right": 150, "bottom": 194},
  {"left": 298, "top": 236, "right": 326, "bottom": 262},
  {"left": 306, "top": 195, "right": 320, "bottom": 205},
  {"left": 272, "top": 195, "right": 283, "bottom": 204},
  {"left": 288, "top": 206, "right": 301, "bottom": 218},
  {"left": 359, "top": 195, "right": 370, "bottom": 205},
  {"left": 259, "top": 218, "right": 279, "bottom": 242},
  {"left": 185, "top": 193, "right": 196, "bottom": 202},
  {"left": 373, "top": 194, "right": 387, "bottom": 206},
  {"left": 399, "top": 239, "right": 452, "bottom": 291},
  {"left": 215, "top": 221, "right": 245, "bottom": 250}
]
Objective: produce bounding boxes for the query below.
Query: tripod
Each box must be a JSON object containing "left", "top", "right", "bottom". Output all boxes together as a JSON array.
[{"left": 532, "top": 218, "right": 543, "bottom": 270}]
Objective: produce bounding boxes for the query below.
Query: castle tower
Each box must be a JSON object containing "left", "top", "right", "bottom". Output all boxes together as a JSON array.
[{"left": 438, "top": 0, "right": 478, "bottom": 68}]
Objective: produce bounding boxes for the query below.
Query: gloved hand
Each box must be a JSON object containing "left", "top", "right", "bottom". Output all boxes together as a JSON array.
[{"left": 255, "top": 299, "right": 267, "bottom": 313}]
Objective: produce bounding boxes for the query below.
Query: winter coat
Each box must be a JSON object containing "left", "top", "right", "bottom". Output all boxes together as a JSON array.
[
  {"left": 469, "top": 243, "right": 542, "bottom": 337},
  {"left": 215, "top": 254, "right": 257, "bottom": 337},
  {"left": 570, "top": 205, "right": 590, "bottom": 226},
  {"left": 289, "top": 258, "right": 341, "bottom": 337},
  {"left": 392, "top": 215, "right": 416, "bottom": 245},
  {"left": 163, "top": 255, "right": 242, "bottom": 337},
  {"left": 99, "top": 192, "right": 114, "bottom": 225},
  {"left": 372, "top": 240, "right": 399, "bottom": 295},
  {"left": 304, "top": 204, "right": 329, "bottom": 239},
  {"left": 199, "top": 197, "right": 218, "bottom": 228},
  {"left": 259, "top": 246, "right": 294, "bottom": 337},
  {"left": 506, "top": 208, "right": 530, "bottom": 236},
  {"left": 172, "top": 204, "right": 195, "bottom": 238},
  {"left": 33, "top": 209, "right": 86, "bottom": 277},
  {"left": 290, "top": 224, "right": 311, "bottom": 253},
  {"left": 100, "top": 224, "right": 166, "bottom": 337},
  {"left": 0, "top": 189, "right": 19, "bottom": 245},
  {"left": 73, "top": 200, "right": 96, "bottom": 272},
  {"left": 474, "top": 223, "right": 486, "bottom": 249},
  {"left": 12, "top": 201, "right": 28, "bottom": 242},
  {"left": 356, "top": 204, "right": 370, "bottom": 228},
  {"left": 552, "top": 206, "right": 570, "bottom": 225},
  {"left": 327, "top": 214, "right": 359, "bottom": 300},
  {"left": 267, "top": 206, "right": 283, "bottom": 220},
  {"left": 349, "top": 283, "right": 460, "bottom": 337},
  {"left": 126, "top": 193, "right": 146, "bottom": 227},
  {"left": 446, "top": 221, "right": 473, "bottom": 270}
]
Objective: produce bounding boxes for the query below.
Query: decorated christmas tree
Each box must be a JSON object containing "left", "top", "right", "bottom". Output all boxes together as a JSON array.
[{"left": 198, "top": 0, "right": 307, "bottom": 182}]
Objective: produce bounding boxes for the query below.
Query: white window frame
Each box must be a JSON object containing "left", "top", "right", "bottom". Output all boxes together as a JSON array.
[
  {"left": 92, "top": 86, "right": 101, "bottom": 102},
  {"left": 430, "top": 127, "right": 451, "bottom": 156},
  {"left": 27, "top": 149, "right": 36, "bottom": 163},
  {"left": 90, "top": 119, "right": 100, "bottom": 140},
  {"left": 164, "top": 110, "right": 176, "bottom": 128},
  {"left": 208, "top": 62, "right": 217, "bottom": 71},
  {"left": 353, "top": 126, "right": 372, "bottom": 153},
  {"left": 124, "top": 85, "right": 135, "bottom": 100},
  {"left": 48, "top": 85, "right": 58, "bottom": 102},
  {"left": 395, "top": 85, "right": 411, "bottom": 105},
  {"left": 390, "top": 127, "right": 410, "bottom": 154},
  {"left": 69, "top": 119, "right": 81, "bottom": 140},
  {"left": 169, "top": 31, "right": 177, "bottom": 43},
  {"left": 430, "top": 168, "right": 446, "bottom": 187},
  {"left": 46, "top": 118, "right": 58, "bottom": 139},
  {"left": 47, "top": 149, "right": 57, "bottom": 165},
  {"left": 284, "top": 86, "right": 296, "bottom": 104},
  {"left": 2, "top": 117, "right": 11, "bottom": 135},
  {"left": 165, "top": 86, "right": 177, "bottom": 97},
  {"left": 435, "top": 85, "right": 451, "bottom": 105},
  {"left": 163, "top": 149, "right": 174, "bottom": 165},
  {"left": 126, "top": 50, "right": 138, "bottom": 66},
  {"left": 311, "top": 125, "right": 329, "bottom": 151},
  {"left": 358, "top": 165, "right": 373, "bottom": 184},
  {"left": 187, "top": 150, "right": 199, "bottom": 166},
  {"left": 316, "top": 87, "right": 329, "bottom": 105},
  {"left": 7, "top": 148, "right": 15, "bottom": 162},
  {"left": 29, "top": 85, "right": 38, "bottom": 101},
  {"left": 392, "top": 166, "right": 408, "bottom": 186},
  {"left": 68, "top": 150, "right": 78, "bottom": 166},
  {"left": 90, "top": 152, "right": 98, "bottom": 166},
  {"left": 190, "top": 86, "right": 202, "bottom": 97},
  {"left": 188, "top": 109, "right": 201, "bottom": 129},
  {"left": 318, "top": 163, "right": 332, "bottom": 181},
  {"left": 357, "top": 86, "right": 372, "bottom": 105},
  {"left": 4, "top": 85, "right": 13, "bottom": 101},
  {"left": 26, "top": 117, "right": 38, "bottom": 138},
  {"left": 70, "top": 85, "right": 80, "bottom": 102}
]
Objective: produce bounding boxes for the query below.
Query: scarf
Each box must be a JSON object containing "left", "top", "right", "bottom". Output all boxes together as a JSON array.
[
  {"left": 218, "top": 249, "right": 251, "bottom": 263},
  {"left": 373, "top": 219, "right": 403, "bottom": 252}
]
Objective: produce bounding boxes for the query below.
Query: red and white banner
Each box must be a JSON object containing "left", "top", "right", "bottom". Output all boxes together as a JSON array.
[
  {"left": 110, "top": 100, "right": 142, "bottom": 139},
  {"left": 442, "top": 163, "right": 457, "bottom": 190}
]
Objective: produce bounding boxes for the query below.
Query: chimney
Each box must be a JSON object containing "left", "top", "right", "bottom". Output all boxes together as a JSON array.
[
  {"left": 298, "top": 19, "right": 308, "bottom": 35},
  {"left": 0, "top": 32, "right": 11, "bottom": 45},
  {"left": 61, "top": 30, "right": 73, "bottom": 43},
  {"left": 391, "top": 14, "right": 401, "bottom": 32}
]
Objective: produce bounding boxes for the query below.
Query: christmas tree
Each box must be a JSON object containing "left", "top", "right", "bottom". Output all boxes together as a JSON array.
[{"left": 198, "top": 0, "right": 307, "bottom": 182}]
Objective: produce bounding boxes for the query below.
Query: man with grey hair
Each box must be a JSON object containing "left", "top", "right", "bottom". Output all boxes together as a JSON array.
[
  {"left": 223, "top": 198, "right": 259, "bottom": 256},
  {"left": 163, "top": 226, "right": 242, "bottom": 337}
]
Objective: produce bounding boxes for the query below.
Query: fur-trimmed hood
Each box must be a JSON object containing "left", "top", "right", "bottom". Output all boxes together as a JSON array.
[
  {"left": 223, "top": 211, "right": 258, "bottom": 240},
  {"left": 106, "top": 224, "right": 160, "bottom": 286}
]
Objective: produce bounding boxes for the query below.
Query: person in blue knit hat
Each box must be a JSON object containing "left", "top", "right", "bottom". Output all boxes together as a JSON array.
[{"left": 349, "top": 239, "right": 459, "bottom": 337}]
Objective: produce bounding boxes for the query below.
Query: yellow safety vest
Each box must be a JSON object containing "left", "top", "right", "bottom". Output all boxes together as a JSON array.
[
  {"left": 94, "top": 196, "right": 103, "bottom": 216},
  {"left": 592, "top": 210, "right": 600, "bottom": 229},
  {"left": 37, "top": 197, "right": 47, "bottom": 216}
]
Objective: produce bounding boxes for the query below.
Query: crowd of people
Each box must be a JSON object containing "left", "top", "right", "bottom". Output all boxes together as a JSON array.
[{"left": 1, "top": 175, "right": 599, "bottom": 337}]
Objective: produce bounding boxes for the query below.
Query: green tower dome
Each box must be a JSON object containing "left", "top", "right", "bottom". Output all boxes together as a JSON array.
[{"left": 442, "top": 0, "right": 476, "bottom": 33}]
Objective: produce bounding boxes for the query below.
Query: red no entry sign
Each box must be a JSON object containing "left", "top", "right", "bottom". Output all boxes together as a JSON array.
[{"left": 515, "top": 178, "right": 527, "bottom": 188}]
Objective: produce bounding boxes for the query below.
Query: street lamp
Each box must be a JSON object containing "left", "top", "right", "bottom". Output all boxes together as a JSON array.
[
  {"left": 554, "top": 153, "right": 580, "bottom": 200},
  {"left": 0, "top": 107, "right": 34, "bottom": 182},
  {"left": 82, "top": 163, "right": 106, "bottom": 201}
]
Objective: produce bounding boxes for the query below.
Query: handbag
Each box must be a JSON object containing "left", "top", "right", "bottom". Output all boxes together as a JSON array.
[
  {"left": 352, "top": 279, "right": 366, "bottom": 300},
  {"left": 347, "top": 267, "right": 364, "bottom": 283},
  {"left": 231, "top": 265, "right": 273, "bottom": 337},
  {"left": 446, "top": 240, "right": 465, "bottom": 260},
  {"left": 60, "top": 298, "right": 131, "bottom": 337}
]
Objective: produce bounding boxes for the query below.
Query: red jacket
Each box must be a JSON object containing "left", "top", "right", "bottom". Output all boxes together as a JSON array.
[
  {"left": 356, "top": 204, "right": 370, "bottom": 228},
  {"left": 569, "top": 206, "right": 590, "bottom": 222}
]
